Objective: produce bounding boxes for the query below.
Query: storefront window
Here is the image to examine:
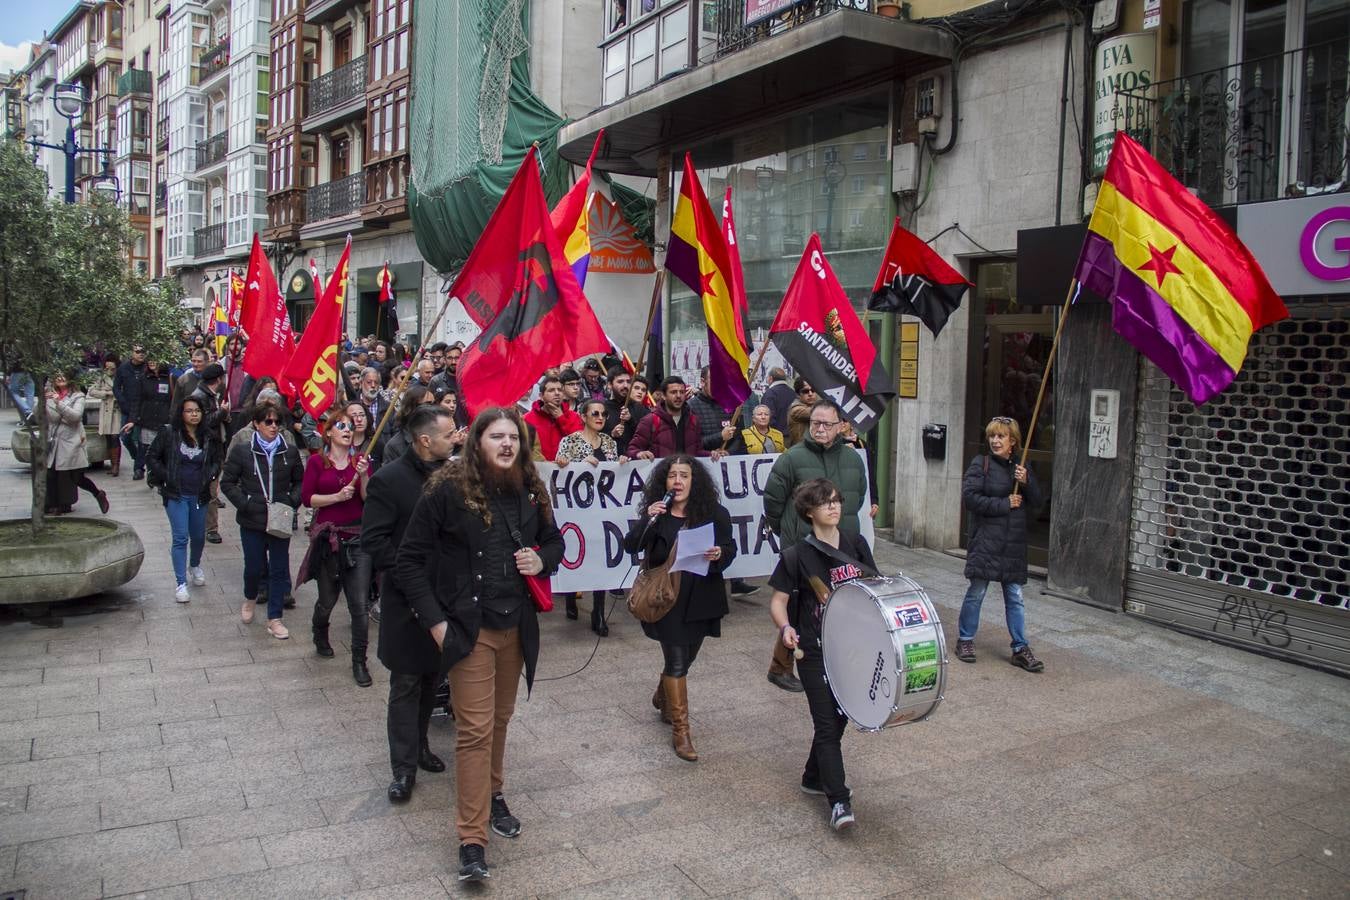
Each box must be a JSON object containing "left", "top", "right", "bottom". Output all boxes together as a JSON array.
[{"left": 668, "top": 89, "right": 891, "bottom": 388}]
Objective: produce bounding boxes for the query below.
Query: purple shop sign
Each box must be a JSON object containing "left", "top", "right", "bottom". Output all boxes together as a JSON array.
[
  {"left": 745, "top": 0, "right": 806, "bottom": 26},
  {"left": 1237, "top": 195, "right": 1350, "bottom": 297},
  {"left": 1299, "top": 207, "right": 1350, "bottom": 282}
]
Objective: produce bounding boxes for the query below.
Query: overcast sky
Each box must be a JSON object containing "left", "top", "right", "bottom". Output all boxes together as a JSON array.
[{"left": 1, "top": 2, "right": 79, "bottom": 74}]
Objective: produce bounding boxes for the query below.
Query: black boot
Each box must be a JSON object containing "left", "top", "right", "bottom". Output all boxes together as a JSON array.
[
  {"left": 590, "top": 593, "right": 608, "bottom": 637},
  {"left": 387, "top": 774, "right": 415, "bottom": 803},
  {"left": 352, "top": 657, "right": 373, "bottom": 687},
  {"left": 313, "top": 626, "right": 334, "bottom": 658},
  {"left": 418, "top": 742, "right": 446, "bottom": 773},
  {"left": 565, "top": 594, "right": 578, "bottom": 620}
]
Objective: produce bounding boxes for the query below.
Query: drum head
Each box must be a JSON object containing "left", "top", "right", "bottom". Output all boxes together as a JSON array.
[{"left": 821, "top": 580, "right": 899, "bottom": 730}]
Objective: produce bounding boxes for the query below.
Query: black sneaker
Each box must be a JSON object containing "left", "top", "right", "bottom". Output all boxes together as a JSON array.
[
  {"left": 205, "top": 530, "right": 222, "bottom": 544},
  {"left": 830, "top": 801, "right": 856, "bottom": 831},
  {"left": 729, "top": 579, "right": 758, "bottom": 597},
  {"left": 956, "top": 640, "right": 976, "bottom": 663},
  {"left": 767, "top": 670, "right": 804, "bottom": 693},
  {"left": 457, "top": 843, "right": 489, "bottom": 881},
  {"left": 490, "top": 793, "right": 521, "bottom": 838},
  {"left": 369, "top": 600, "right": 381, "bottom": 623},
  {"left": 801, "top": 778, "right": 851, "bottom": 800},
  {"left": 1011, "top": 646, "right": 1045, "bottom": 673}
]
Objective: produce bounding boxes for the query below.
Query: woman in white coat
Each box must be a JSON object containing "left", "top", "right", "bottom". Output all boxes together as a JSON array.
[{"left": 45, "top": 372, "right": 109, "bottom": 516}]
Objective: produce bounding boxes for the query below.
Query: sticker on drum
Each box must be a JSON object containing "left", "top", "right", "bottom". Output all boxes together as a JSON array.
[{"left": 822, "top": 576, "right": 948, "bottom": 732}]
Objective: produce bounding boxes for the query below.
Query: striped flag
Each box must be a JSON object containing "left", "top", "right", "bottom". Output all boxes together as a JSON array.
[
  {"left": 550, "top": 130, "right": 604, "bottom": 288},
  {"left": 721, "top": 186, "right": 750, "bottom": 355},
  {"left": 665, "top": 153, "right": 751, "bottom": 411},
  {"left": 1075, "top": 132, "right": 1288, "bottom": 404}
]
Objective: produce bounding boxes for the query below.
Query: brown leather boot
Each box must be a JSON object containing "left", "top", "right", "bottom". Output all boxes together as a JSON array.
[
  {"left": 108, "top": 441, "right": 121, "bottom": 477},
  {"left": 662, "top": 675, "right": 697, "bottom": 761},
  {"left": 652, "top": 677, "right": 671, "bottom": 724}
]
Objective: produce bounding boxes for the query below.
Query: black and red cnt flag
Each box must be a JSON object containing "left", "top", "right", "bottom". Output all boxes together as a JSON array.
[
  {"left": 868, "top": 218, "right": 972, "bottom": 337},
  {"left": 770, "top": 234, "right": 895, "bottom": 434}
]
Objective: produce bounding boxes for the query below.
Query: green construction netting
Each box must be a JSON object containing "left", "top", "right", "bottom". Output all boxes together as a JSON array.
[{"left": 408, "top": 0, "right": 571, "bottom": 272}]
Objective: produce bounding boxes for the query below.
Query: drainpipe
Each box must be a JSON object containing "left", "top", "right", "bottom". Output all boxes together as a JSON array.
[{"left": 1055, "top": 17, "right": 1074, "bottom": 226}]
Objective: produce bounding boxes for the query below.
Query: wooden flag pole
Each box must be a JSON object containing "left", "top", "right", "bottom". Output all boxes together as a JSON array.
[
  {"left": 366, "top": 282, "right": 463, "bottom": 451},
  {"left": 720, "top": 337, "right": 774, "bottom": 450},
  {"left": 1014, "top": 279, "right": 1078, "bottom": 494},
  {"left": 634, "top": 270, "right": 665, "bottom": 371}
]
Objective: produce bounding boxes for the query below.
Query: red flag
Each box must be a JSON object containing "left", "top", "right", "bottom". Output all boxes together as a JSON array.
[
  {"left": 771, "top": 234, "right": 895, "bottom": 433},
  {"left": 452, "top": 146, "right": 610, "bottom": 416},
  {"left": 721, "top": 186, "right": 750, "bottom": 354},
  {"left": 868, "top": 218, "right": 971, "bottom": 337},
  {"left": 378, "top": 262, "right": 393, "bottom": 302},
  {"left": 283, "top": 237, "right": 351, "bottom": 417},
  {"left": 241, "top": 234, "right": 296, "bottom": 384}
]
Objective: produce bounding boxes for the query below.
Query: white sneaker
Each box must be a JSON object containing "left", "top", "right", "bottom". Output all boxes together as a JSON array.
[
  {"left": 189, "top": 566, "right": 206, "bottom": 586},
  {"left": 174, "top": 584, "right": 191, "bottom": 603}
]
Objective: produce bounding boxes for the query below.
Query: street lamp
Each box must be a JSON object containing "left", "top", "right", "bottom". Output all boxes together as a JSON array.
[{"left": 27, "top": 82, "right": 115, "bottom": 204}]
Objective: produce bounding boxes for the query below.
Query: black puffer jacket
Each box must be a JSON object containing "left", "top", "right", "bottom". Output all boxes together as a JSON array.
[
  {"left": 962, "top": 453, "right": 1042, "bottom": 584},
  {"left": 219, "top": 437, "right": 304, "bottom": 533}
]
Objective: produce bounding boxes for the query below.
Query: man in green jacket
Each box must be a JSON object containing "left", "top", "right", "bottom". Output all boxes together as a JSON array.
[{"left": 761, "top": 400, "right": 875, "bottom": 691}]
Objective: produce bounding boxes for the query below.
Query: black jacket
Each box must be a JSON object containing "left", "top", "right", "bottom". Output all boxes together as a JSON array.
[
  {"left": 761, "top": 381, "right": 796, "bottom": 434},
  {"left": 136, "top": 371, "right": 174, "bottom": 433},
  {"left": 602, "top": 397, "right": 648, "bottom": 456},
  {"left": 624, "top": 505, "right": 737, "bottom": 643},
  {"left": 362, "top": 452, "right": 443, "bottom": 674},
  {"left": 113, "top": 360, "right": 146, "bottom": 418},
  {"left": 962, "top": 453, "right": 1042, "bottom": 585},
  {"left": 145, "top": 425, "right": 223, "bottom": 504},
  {"left": 396, "top": 475, "right": 564, "bottom": 689},
  {"left": 220, "top": 437, "right": 305, "bottom": 533}
]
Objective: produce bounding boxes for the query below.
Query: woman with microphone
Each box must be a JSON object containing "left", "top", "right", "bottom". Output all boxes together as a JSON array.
[
  {"left": 766, "top": 478, "right": 878, "bottom": 832},
  {"left": 624, "top": 455, "right": 736, "bottom": 762}
]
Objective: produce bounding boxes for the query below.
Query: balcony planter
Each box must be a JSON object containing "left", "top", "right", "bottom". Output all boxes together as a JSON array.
[
  {"left": 0, "top": 518, "right": 144, "bottom": 607},
  {"left": 877, "top": 1, "right": 906, "bottom": 17}
]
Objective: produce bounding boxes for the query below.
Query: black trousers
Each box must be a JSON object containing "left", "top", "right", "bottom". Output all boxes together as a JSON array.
[
  {"left": 660, "top": 636, "right": 705, "bottom": 677},
  {"left": 798, "top": 652, "right": 850, "bottom": 806},
  {"left": 311, "top": 547, "right": 371, "bottom": 658},
  {"left": 387, "top": 671, "right": 437, "bottom": 777}
]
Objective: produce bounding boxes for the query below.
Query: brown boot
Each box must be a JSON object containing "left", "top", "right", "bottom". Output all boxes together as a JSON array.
[
  {"left": 652, "top": 677, "right": 671, "bottom": 724},
  {"left": 662, "top": 675, "right": 697, "bottom": 761},
  {"left": 108, "top": 440, "right": 121, "bottom": 477}
]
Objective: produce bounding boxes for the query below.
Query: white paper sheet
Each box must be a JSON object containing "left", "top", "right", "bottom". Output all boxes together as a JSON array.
[{"left": 669, "top": 522, "right": 716, "bottom": 577}]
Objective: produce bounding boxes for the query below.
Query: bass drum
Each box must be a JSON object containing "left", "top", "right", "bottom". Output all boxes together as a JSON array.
[{"left": 820, "top": 576, "right": 947, "bottom": 731}]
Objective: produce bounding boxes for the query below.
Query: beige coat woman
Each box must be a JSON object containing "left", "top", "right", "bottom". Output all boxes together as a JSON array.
[
  {"left": 45, "top": 391, "right": 90, "bottom": 471},
  {"left": 87, "top": 369, "right": 119, "bottom": 436}
]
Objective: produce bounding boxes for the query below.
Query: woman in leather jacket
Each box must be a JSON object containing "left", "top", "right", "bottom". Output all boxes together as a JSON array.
[{"left": 146, "top": 395, "right": 223, "bottom": 602}]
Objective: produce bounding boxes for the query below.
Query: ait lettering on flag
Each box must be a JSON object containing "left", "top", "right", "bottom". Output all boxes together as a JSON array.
[
  {"left": 241, "top": 234, "right": 296, "bottom": 385},
  {"left": 1075, "top": 132, "right": 1287, "bottom": 405},
  {"left": 452, "top": 146, "right": 611, "bottom": 416},
  {"left": 771, "top": 234, "right": 896, "bottom": 433},
  {"left": 283, "top": 236, "right": 351, "bottom": 416},
  {"left": 867, "top": 218, "right": 971, "bottom": 337}
]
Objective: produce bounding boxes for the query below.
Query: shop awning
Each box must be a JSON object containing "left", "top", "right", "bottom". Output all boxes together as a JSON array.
[{"left": 559, "top": 10, "right": 955, "bottom": 177}]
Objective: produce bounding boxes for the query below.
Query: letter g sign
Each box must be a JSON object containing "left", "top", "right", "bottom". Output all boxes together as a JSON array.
[{"left": 1299, "top": 206, "right": 1350, "bottom": 282}]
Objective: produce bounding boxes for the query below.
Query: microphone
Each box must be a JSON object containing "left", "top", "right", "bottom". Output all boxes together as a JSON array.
[
  {"left": 510, "top": 529, "right": 526, "bottom": 551},
  {"left": 660, "top": 490, "right": 674, "bottom": 508}
]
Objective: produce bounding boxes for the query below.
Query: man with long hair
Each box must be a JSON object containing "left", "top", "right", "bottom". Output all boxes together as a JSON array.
[{"left": 396, "top": 407, "right": 564, "bottom": 882}]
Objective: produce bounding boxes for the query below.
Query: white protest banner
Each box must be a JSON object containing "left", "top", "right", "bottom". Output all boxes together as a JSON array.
[{"left": 537, "top": 453, "right": 873, "bottom": 593}]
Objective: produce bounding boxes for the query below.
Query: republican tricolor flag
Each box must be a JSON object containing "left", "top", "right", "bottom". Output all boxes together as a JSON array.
[
  {"left": 550, "top": 130, "right": 604, "bottom": 289},
  {"left": 1075, "top": 132, "right": 1288, "bottom": 405},
  {"left": 228, "top": 271, "right": 245, "bottom": 330},
  {"left": 665, "top": 154, "right": 751, "bottom": 412}
]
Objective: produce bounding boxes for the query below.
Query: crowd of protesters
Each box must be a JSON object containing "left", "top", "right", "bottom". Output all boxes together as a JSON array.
[{"left": 6, "top": 324, "right": 1049, "bottom": 879}]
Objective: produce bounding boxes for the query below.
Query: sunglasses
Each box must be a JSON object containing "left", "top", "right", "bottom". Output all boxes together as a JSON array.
[
  {"left": 587, "top": 411, "right": 605, "bottom": 418},
  {"left": 799, "top": 388, "right": 816, "bottom": 395},
  {"left": 260, "top": 418, "right": 280, "bottom": 426},
  {"left": 331, "top": 421, "right": 353, "bottom": 432}
]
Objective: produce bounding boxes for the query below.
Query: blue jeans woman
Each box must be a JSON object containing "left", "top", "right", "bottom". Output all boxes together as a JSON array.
[{"left": 145, "top": 397, "right": 222, "bottom": 603}]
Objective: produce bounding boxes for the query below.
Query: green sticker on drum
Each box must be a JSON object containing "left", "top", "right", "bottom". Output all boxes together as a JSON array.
[{"left": 903, "top": 640, "right": 938, "bottom": 694}]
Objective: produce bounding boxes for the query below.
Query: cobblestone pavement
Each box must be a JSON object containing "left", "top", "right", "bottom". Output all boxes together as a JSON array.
[{"left": 1, "top": 410, "right": 1348, "bottom": 898}]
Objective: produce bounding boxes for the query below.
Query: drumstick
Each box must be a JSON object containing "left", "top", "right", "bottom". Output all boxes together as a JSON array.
[{"left": 793, "top": 648, "right": 804, "bottom": 661}]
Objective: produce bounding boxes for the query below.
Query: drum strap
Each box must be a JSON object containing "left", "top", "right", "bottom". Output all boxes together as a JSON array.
[{"left": 803, "top": 535, "right": 882, "bottom": 581}]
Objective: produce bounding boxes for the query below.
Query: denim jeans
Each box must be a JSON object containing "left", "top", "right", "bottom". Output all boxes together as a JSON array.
[
  {"left": 240, "top": 527, "right": 291, "bottom": 620},
  {"left": 119, "top": 413, "right": 143, "bottom": 475},
  {"left": 6, "top": 373, "right": 34, "bottom": 419},
  {"left": 958, "top": 579, "right": 1027, "bottom": 650},
  {"left": 163, "top": 495, "right": 206, "bottom": 587}
]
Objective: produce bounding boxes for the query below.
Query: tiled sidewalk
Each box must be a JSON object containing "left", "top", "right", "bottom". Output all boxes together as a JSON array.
[{"left": 1, "top": 410, "right": 1347, "bottom": 898}]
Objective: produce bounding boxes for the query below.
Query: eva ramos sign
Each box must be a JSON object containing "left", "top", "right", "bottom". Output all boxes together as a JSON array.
[
  {"left": 1237, "top": 194, "right": 1350, "bottom": 297},
  {"left": 1092, "top": 33, "right": 1155, "bottom": 176},
  {"left": 537, "top": 453, "right": 874, "bottom": 593}
]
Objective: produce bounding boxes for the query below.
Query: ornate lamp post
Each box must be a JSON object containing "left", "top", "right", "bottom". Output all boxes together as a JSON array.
[{"left": 27, "top": 82, "right": 117, "bottom": 203}]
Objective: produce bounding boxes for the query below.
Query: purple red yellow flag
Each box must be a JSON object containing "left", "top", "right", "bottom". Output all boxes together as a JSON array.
[
  {"left": 550, "top": 130, "right": 604, "bottom": 288},
  {"left": 211, "top": 294, "right": 229, "bottom": 357},
  {"left": 665, "top": 154, "right": 751, "bottom": 412},
  {"left": 228, "top": 271, "right": 245, "bottom": 330},
  {"left": 1075, "top": 132, "right": 1288, "bottom": 404}
]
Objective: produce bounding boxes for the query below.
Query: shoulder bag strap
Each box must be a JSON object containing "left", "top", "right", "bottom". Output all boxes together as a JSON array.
[
  {"left": 250, "top": 447, "right": 273, "bottom": 504},
  {"left": 802, "top": 534, "right": 882, "bottom": 579}
]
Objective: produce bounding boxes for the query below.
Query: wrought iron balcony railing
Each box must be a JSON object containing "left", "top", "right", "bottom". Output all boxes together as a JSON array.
[
  {"left": 308, "top": 56, "right": 366, "bottom": 118},
  {"left": 710, "top": 0, "right": 870, "bottom": 60},
  {"left": 194, "top": 222, "right": 225, "bottom": 256},
  {"left": 195, "top": 132, "right": 228, "bottom": 170},
  {"left": 1117, "top": 41, "right": 1349, "bottom": 206},
  {"left": 306, "top": 171, "right": 365, "bottom": 221},
  {"left": 199, "top": 39, "right": 231, "bottom": 83},
  {"left": 154, "top": 181, "right": 166, "bottom": 209}
]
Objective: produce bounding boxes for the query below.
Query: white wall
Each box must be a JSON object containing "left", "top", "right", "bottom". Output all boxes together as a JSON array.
[
  {"left": 529, "top": 0, "right": 602, "bottom": 120},
  {"left": 891, "top": 20, "right": 1084, "bottom": 550}
]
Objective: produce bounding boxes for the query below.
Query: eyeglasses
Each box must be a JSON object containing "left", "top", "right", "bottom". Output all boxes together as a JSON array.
[
  {"left": 260, "top": 418, "right": 280, "bottom": 426},
  {"left": 809, "top": 420, "right": 841, "bottom": 430},
  {"left": 820, "top": 498, "right": 843, "bottom": 508},
  {"left": 331, "top": 421, "right": 353, "bottom": 432},
  {"left": 183, "top": 408, "right": 201, "bottom": 415}
]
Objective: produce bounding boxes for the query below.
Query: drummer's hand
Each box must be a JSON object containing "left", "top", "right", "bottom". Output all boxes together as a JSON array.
[
  {"left": 780, "top": 624, "right": 799, "bottom": 650},
  {"left": 1009, "top": 493, "right": 1023, "bottom": 509},
  {"left": 1013, "top": 464, "right": 1028, "bottom": 484}
]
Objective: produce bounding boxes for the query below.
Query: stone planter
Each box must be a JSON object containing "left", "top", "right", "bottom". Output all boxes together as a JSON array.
[
  {"left": 0, "top": 518, "right": 144, "bottom": 605},
  {"left": 9, "top": 425, "right": 109, "bottom": 467}
]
